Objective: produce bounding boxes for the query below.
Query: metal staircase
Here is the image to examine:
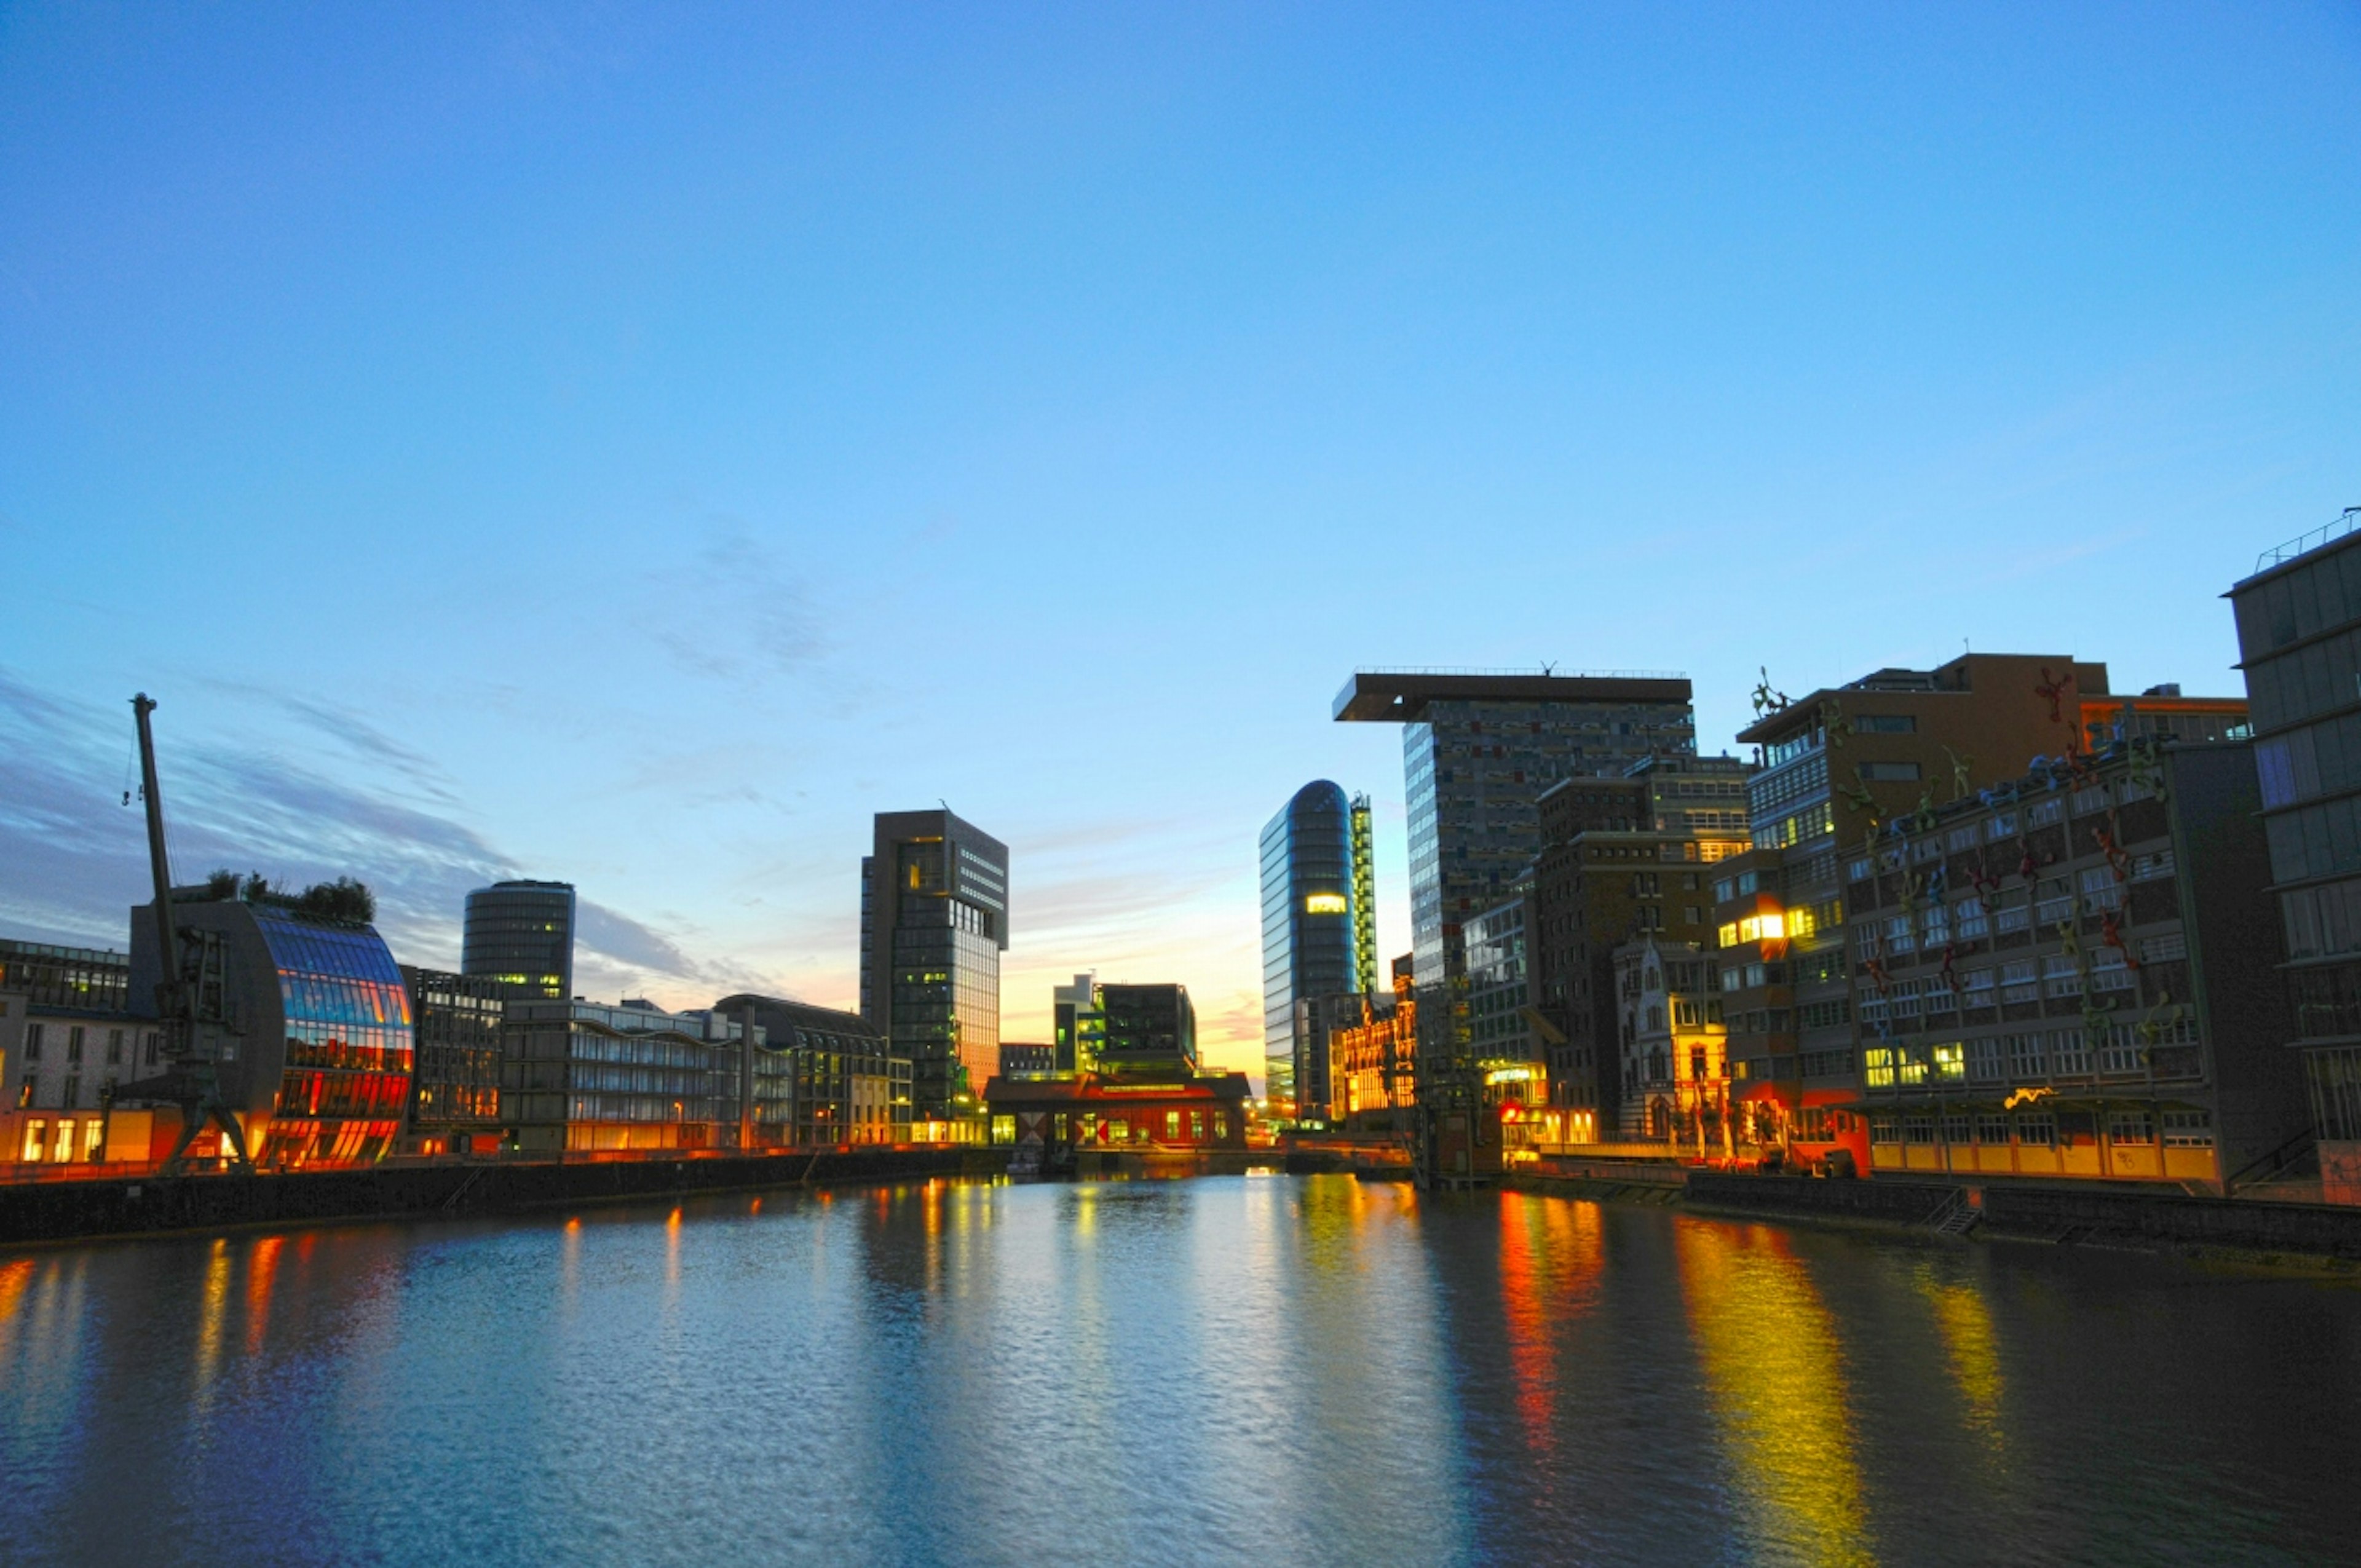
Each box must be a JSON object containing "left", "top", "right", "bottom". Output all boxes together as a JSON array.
[{"left": 1924, "top": 1187, "right": 1982, "bottom": 1237}]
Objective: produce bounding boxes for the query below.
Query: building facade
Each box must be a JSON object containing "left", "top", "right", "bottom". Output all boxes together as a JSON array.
[
  {"left": 1613, "top": 938, "right": 1730, "bottom": 1149},
  {"left": 2228, "top": 513, "right": 2361, "bottom": 1202},
  {"left": 715, "top": 994, "right": 913, "bottom": 1146},
  {"left": 399, "top": 967, "right": 505, "bottom": 1154},
  {"left": 1259, "top": 780, "right": 1369, "bottom": 1115},
  {"left": 1098, "top": 983, "right": 1198, "bottom": 1074},
  {"left": 1053, "top": 973, "right": 1102, "bottom": 1074},
  {"left": 1327, "top": 956, "right": 1418, "bottom": 1127},
  {"left": 501, "top": 997, "right": 775, "bottom": 1154},
  {"left": 861, "top": 809, "right": 1008, "bottom": 1121},
  {"left": 1334, "top": 671, "right": 1696, "bottom": 1133},
  {"left": 1530, "top": 754, "right": 1752, "bottom": 1142},
  {"left": 1716, "top": 654, "right": 2247, "bottom": 1174},
  {"left": 123, "top": 889, "right": 415, "bottom": 1168},
  {"left": 1, "top": 959, "right": 164, "bottom": 1168},
  {"left": 462, "top": 879, "right": 576, "bottom": 999},
  {"left": 984, "top": 1071, "right": 1253, "bottom": 1157},
  {"left": 1838, "top": 742, "right": 2305, "bottom": 1188}
]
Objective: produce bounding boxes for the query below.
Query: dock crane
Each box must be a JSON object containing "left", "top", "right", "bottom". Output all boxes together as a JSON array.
[{"left": 111, "top": 694, "right": 253, "bottom": 1174}]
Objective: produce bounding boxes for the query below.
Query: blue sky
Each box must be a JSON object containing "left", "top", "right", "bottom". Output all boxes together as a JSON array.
[{"left": 3, "top": 3, "right": 2357, "bottom": 1080}]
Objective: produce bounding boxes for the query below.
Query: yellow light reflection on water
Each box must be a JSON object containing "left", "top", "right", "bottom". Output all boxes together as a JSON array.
[
  {"left": 1675, "top": 1219, "right": 1872, "bottom": 1567},
  {"left": 193, "top": 1238, "right": 231, "bottom": 1405},
  {"left": 245, "top": 1235, "right": 282, "bottom": 1356},
  {"left": 1914, "top": 1263, "right": 2006, "bottom": 1451}
]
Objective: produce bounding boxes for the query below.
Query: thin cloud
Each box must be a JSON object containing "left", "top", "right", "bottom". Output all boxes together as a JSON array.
[{"left": 0, "top": 667, "right": 766, "bottom": 1000}]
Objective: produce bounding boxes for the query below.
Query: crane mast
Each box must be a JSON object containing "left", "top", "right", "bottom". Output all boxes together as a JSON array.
[{"left": 122, "top": 694, "right": 252, "bottom": 1173}]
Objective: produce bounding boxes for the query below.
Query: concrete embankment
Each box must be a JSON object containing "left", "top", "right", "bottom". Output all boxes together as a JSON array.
[
  {"left": 1497, "top": 1163, "right": 2361, "bottom": 1264},
  {"left": 1682, "top": 1171, "right": 2361, "bottom": 1262},
  {"left": 0, "top": 1146, "right": 1006, "bottom": 1248}
]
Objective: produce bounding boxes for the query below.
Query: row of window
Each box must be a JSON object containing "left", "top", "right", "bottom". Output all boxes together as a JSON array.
[
  {"left": 19, "top": 1024, "right": 164, "bottom": 1066},
  {"left": 1869, "top": 1108, "right": 2211, "bottom": 1147},
  {"left": 1865, "top": 1022, "right": 2202, "bottom": 1088}
]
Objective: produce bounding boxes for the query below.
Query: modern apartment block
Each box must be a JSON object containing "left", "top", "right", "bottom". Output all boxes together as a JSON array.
[
  {"left": 501, "top": 997, "right": 775, "bottom": 1154},
  {"left": 399, "top": 967, "right": 505, "bottom": 1154},
  {"left": 860, "top": 809, "right": 1008, "bottom": 1122},
  {"left": 1259, "top": 780, "right": 1370, "bottom": 1114},
  {"left": 2227, "top": 510, "right": 2361, "bottom": 1202},
  {"left": 714, "top": 993, "right": 913, "bottom": 1146},
  {"left": 1838, "top": 742, "right": 2304, "bottom": 1188},
  {"left": 1097, "top": 983, "right": 1198, "bottom": 1074},
  {"left": 1529, "top": 754, "right": 1752, "bottom": 1142},
  {"left": 1717, "top": 654, "right": 2249, "bottom": 1174},
  {"left": 1333, "top": 669, "right": 1697, "bottom": 1109},
  {"left": 462, "top": 879, "right": 577, "bottom": 1000}
]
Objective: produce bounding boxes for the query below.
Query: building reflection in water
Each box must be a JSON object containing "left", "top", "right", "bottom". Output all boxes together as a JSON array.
[
  {"left": 1675, "top": 1216, "right": 1873, "bottom": 1568},
  {"left": 243, "top": 1235, "right": 283, "bottom": 1357},
  {"left": 1494, "top": 1191, "right": 1604, "bottom": 1458}
]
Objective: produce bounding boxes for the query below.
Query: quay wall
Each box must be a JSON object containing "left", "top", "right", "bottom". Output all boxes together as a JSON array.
[
  {"left": 0, "top": 1146, "right": 1001, "bottom": 1248},
  {"left": 1684, "top": 1173, "right": 2361, "bottom": 1260}
]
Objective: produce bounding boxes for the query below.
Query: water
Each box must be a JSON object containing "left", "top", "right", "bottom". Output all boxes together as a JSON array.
[{"left": 2, "top": 1175, "right": 2358, "bottom": 1567}]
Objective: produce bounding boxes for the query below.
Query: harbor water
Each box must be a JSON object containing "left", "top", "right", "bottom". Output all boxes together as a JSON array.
[{"left": 2, "top": 1174, "right": 2358, "bottom": 1566}]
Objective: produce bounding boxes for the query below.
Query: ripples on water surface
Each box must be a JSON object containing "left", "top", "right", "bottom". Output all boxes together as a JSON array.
[{"left": 3, "top": 1175, "right": 2359, "bottom": 1566}]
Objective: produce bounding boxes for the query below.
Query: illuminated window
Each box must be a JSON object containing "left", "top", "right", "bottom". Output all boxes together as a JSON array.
[
  {"left": 1864, "top": 1047, "right": 1896, "bottom": 1089},
  {"left": 1932, "top": 1042, "right": 1966, "bottom": 1082},
  {"left": 1212, "top": 1114, "right": 1228, "bottom": 1139},
  {"left": 1305, "top": 893, "right": 1348, "bottom": 914}
]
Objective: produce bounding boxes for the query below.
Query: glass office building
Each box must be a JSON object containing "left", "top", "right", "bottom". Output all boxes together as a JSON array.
[
  {"left": 2229, "top": 512, "right": 2361, "bottom": 1190},
  {"left": 861, "top": 809, "right": 1008, "bottom": 1121},
  {"left": 127, "top": 892, "right": 415, "bottom": 1167},
  {"left": 1260, "top": 780, "right": 1366, "bottom": 1111},
  {"left": 1335, "top": 671, "right": 1696, "bottom": 1083},
  {"left": 463, "top": 880, "right": 576, "bottom": 999}
]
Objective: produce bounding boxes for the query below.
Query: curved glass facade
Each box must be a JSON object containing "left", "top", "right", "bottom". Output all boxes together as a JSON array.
[
  {"left": 255, "top": 909, "right": 414, "bottom": 1163},
  {"left": 1260, "top": 781, "right": 1362, "bottom": 1112}
]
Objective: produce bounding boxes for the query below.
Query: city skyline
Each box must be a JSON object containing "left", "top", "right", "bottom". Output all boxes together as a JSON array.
[{"left": 4, "top": 6, "right": 2359, "bottom": 1084}]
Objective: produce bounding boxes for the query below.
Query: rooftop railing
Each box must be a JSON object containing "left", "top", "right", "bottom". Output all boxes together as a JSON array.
[
  {"left": 2255, "top": 505, "right": 2361, "bottom": 574},
  {"left": 1346, "top": 665, "right": 1686, "bottom": 680}
]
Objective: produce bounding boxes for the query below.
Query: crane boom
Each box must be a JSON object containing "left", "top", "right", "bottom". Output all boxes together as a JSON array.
[{"left": 131, "top": 694, "right": 181, "bottom": 1023}]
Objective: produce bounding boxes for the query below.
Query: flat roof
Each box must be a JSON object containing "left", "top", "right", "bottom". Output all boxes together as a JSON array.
[{"left": 1334, "top": 668, "right": 1691, "bottom": 723}]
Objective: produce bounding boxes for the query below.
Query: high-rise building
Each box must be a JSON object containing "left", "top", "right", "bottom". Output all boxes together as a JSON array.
[
  {"left": 2228, "top": 510, "right": 2361, "bottom": 1203},
  {"left": 1259, "top": 781, "right": 1369, "bottom": 1112},
  {"left": 860, "top": 809, "right": 1008, "bottom": 1121},
  {"left": 1350, "top": 791, "right": 1378, "bottom": 996},
  {"left": 462, "top": 880, "right": 576, "bottom": 1000},
  {"left": 1333, "top": 670, "right": 1698, "bottom": 1106}
]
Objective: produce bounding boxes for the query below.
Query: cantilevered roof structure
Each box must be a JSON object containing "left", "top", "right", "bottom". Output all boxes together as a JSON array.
[{"left": 1333, "top": 668, "right": 1691, "bottom": 723}]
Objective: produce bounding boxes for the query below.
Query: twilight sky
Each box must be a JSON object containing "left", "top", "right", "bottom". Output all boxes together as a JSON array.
[{"left": 2, "top": 4, "right": 2357, "bottom": 1082}]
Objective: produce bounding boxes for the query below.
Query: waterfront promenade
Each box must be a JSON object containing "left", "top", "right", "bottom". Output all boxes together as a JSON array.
[{"left": 4, "top": 1173, "right": 2358, "bottom": 1567}]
